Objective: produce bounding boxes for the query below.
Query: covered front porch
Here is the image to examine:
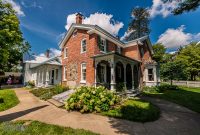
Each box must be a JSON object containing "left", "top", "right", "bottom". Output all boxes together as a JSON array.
[{"left": 92, "top": 52, "right": 141, "bottom": 92}]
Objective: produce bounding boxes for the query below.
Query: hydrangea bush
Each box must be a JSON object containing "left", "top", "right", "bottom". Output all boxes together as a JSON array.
[{"left": 65, "top": 86, "right": 120, "bottom": 113}]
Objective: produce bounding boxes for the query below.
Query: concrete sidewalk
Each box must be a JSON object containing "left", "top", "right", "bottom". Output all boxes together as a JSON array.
[{"left": 0, "top": 88, "right": 200, "bottom": 135}]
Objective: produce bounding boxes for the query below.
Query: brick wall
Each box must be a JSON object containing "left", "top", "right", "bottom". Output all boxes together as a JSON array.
[{"left": 62, "top": 29, "right": 97, "bottom": 87}]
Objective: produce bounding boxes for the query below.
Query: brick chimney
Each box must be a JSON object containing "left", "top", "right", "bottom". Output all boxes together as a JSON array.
[
  {"left": 46, "top": 49, "right": 50, "bottom": 58},
  {"left": 76, "top": 13, "right": 83, "bottom": 24}
]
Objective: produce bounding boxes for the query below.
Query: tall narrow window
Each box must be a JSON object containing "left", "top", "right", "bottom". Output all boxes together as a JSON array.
[
  {"left": 140, "top": 48, "right": 144, "bottom": 58},
  {"left": 148, "top": 68, "right": 154, "bottom": 81},
  {"left": 81, "top": 39, "right": 86, "bottom": 53},
  {"left": 56, "top": 69, "right": 58, "bottom": 80},
  {"left": 64, "top": 48, "right": 68, "bottom": 58},
  {"left": 81, "top": 63, "right": 86, "bottom": 82},
  {"left": 63, "top": 66, "right": 67, "bottom": 80},
  {"left": 100, "top": 38, "right": 106, "bottom": 52}
]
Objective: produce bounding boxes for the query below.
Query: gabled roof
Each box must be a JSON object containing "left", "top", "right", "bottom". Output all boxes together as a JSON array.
[
  {"left": 59, "top": 23, "right": 154, "bottom": 54},
  {"left": 30, "top": 56, "right": 62, "bottom": 69}
]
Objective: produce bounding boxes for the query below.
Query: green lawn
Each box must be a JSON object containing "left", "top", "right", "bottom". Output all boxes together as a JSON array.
[
  {"left": 102, "top": 99, "right": 160, "bottom": 122},
  {"left": 0, "top": 121, "right": 98, "bottom": 135},
  {"left": 0, "top": 89, "right": 19, "bottom": 112},
  {"left": 143, "top": 87, "right": 200, "bottom": 113}
]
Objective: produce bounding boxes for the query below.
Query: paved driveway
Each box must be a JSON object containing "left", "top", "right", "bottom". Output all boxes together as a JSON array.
[{"left": 0, "top": 88, "right": 200, "bottom": 135}]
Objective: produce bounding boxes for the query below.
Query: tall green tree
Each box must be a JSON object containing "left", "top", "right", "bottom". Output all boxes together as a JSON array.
[
  {"left": 125, "top": 7, "right": 150, "bottom": 41},
  {"left": 176, "top": 42, "right": 200, "bottom": 80},
  {"left": 0, "top": 0, "right": 30, "bottom": 72},
  {"left": 160, "top": 60, "right": 188, "bottom": 85},
  {"left": 163, "top": 0, "right": 200, "bottom": 15},
  {"left": 152, "top": 43, "right": 166, "bottom": 63}
]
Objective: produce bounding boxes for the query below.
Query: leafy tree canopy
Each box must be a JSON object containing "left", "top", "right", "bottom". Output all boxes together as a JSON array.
[
  {"left": 152, "top": 43, "right": 166, "bottom": 63},
  {"left": 0, "top": 0, "right": 30, "bottom": 72},
  {"left": 175, "top": 42, "right": 200, "bottom": 80}
]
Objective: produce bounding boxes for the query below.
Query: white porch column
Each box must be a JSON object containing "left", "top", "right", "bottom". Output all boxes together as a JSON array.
[
  {"left": 45, "top": 66, "right": 49, "bottom": 87},
  {"left": 110, "top": 60, "right": 116, "bottom": 91},
  {"left": 123, "top": 63, "right": 127, "bottom": 90},
  {"left": 138, "top": 64, "right": 141, "bottom": 90},
  {"left": 153, "top": 65, "right": 157, "bottom": 85},
  {"left": 131, "top": 65, "right": 135, "bottom": 90}
]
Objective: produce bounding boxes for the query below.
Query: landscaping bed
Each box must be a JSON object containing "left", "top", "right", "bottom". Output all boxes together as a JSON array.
[
  {"left": 143, "top": 84, "right": 200, "bottom": 113},
  {"left": 0, "top": 89, "right": 19, "bottom": 112},
  {"left": 65, "top": 86, "right": 160, "bottom": 122},
  {"left": 30, "top": 85, "right": 70, "bottom": 100},
  {"left": 0, "top": 120, "right": 98, "bottom": 135}
]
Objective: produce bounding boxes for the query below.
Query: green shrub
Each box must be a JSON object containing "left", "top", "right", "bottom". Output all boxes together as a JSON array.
[
  {"left": 27, "top": 80, "right": 35, "bottom": 87},
  {"left": 30, "top": 85, "right": 70, "bottom": 100},
  {"left": 116, "top": 82, "right": 126, "bottom": 92},
  {"left": 142, "top": 86, "right": 158, "bottom": 93},
  {"left": 157, "top": 84, "right": 179, "bottom": 91},
  {"left": 65, "top": 86, "right": 120, "bottom": 113},
  {"left": 143, "top": 84, "right": 179, "bottom": 93},
  {"left": 102, "top": 99, "right": 160, "bottom": 122}
]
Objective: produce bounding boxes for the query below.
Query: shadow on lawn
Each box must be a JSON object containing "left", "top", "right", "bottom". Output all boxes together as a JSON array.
[
  {"left": 108, "top": 95, "right": 200, "bottom": 135},
  {"left": 0, "top": 105, "right": 48, "bottom": 122},
  {"left": 144, "top": 88, "right": 200, "bottom": 113}
]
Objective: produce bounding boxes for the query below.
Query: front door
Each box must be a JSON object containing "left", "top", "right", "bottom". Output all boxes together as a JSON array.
[
  {"left": 51, "top": 70, "right": 54, "bottom": 84},
  {"left": 100, "top": 65, "right": 106, "bottom": 83}
]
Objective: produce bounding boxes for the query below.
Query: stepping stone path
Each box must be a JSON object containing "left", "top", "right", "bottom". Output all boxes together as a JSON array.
[{"left": 52, "top": 90, "right": 75, "bottom": 103}]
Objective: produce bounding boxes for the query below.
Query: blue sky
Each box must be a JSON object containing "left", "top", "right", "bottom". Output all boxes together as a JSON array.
[{"left": 6, "top": 0, "right": 200, "bottom": 54}]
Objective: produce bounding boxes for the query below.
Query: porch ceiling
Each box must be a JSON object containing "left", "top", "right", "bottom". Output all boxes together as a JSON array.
[{"left": 91, "top": 51, "right": 141, "bottom": 64}]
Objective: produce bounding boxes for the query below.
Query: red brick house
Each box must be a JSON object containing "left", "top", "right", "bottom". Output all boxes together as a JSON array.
[{"left": 59, "top": 13, "right": 160, "bottom": 91}]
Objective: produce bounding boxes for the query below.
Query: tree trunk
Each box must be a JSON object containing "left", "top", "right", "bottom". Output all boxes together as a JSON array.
[{"left": 170, "top": 79, "right": 172, "bottom": 85}]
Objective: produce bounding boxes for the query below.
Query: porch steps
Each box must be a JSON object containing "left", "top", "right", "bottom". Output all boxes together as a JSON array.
[{"left": 47, "top": 99, "right": 64, "bottom": 108}]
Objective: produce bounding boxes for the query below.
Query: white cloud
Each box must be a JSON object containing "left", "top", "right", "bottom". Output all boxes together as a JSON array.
[
  {"left": 149, "top": 0, "right": 179, "bottom": 18},
  {"left": 4, "top": 0, "right": 25, "bottom": 16},
  {"left": 157, "top": 25, "right": 200, "bottom": 48},
  {"left": 65, "top": 13, "right": 124, "bottom": 36},
  {"left": 39, "top": 48, "right": 61, "bottom": 58},
  {"left": 21, "top": 1, "right": 42, "bottom": 9}
]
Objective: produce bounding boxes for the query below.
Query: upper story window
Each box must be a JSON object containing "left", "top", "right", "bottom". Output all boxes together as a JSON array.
[
  {"left": 81, "top": 63, "right": 86, "bottom": 83},
  {"left": 117, "top": 46, "right": 122, "bottom": 54},
  {"left": 81, "top": 39, "right": 87, "bottom": 53},
  {"left": 148, "top": 68, "right": 154, "bottom": 81},
  {"left": 64, "top": 47, "right": 68, "bottom": 58},
  {"left": 100, "top": 38, "right": 106, "bottom": 52}
]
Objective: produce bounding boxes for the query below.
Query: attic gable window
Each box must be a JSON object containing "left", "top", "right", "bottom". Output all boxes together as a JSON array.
[{"left": 81, "top": 39, "right": 87, "bottom": 53}]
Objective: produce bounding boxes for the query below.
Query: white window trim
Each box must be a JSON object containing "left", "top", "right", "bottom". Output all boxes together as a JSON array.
[
  {"left": 147, "top": 68, "right": 154, "bottom": 81},
  {"left": 64, "top": 47, "right": 68, "bottom": 59},
  {"left": 81, "top": 38, "right": 87, "bottom": 53},
  {"left": 63, "top": 66, "right": 67, "bottom": 81},
  {"left": 100, "top": 38, "right": 106, "bottom": 53},
  {"left": 80, "top": 63, "right": 86, "bottom": 83}
]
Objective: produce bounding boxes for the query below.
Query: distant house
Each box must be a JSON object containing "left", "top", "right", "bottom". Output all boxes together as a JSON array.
[
  {"left": 59, "top": 13, "right": 160, "bottom": 91},
  {"left": 23, "top": 50, "right": 62, "bottom": 87}
]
